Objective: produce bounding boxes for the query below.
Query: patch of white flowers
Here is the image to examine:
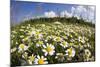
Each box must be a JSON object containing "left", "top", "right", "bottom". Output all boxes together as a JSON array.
[{"left": 11, "top": 21, "right": 95, "bottom": 65}]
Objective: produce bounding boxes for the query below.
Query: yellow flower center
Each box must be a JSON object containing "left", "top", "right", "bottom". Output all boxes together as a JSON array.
[
  {"left": 68, "top": 48, "right": 72, "bottom": 57},
  {"left": 38, "top": 41, "right": 43, "bottom": 45},
  {"left": 38, "top": 59, "right": 44, "bottom": 64},
  {"left": 56, "top": 37, "right": 61, "bottom": 41},
  {"left": 46, "top": 46, "right": 52, "bottom": 52},
  {"left": 36, "top": 31, "right": 40, "bottom": 35},
  {"left": 24, "top": 37, "right": 28, "bottom": 41},
  {"left": 29, "top": 56, "right": 35, "bottom": 61},
  {"left": 62, "top": 41, "right": 66, "bottom": 46},
  {"left": 19, "top": 44, "right": 25, "bottom": 49}
]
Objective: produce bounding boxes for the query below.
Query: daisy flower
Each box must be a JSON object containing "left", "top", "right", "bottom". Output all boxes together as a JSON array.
[
  {"left": 27, "top": 30, "right": 36, "bottom": 36},
  {"left": 20, "top": 35, "right": 24, "bottom": 38},
  {"left": 41, "top": 24, "right": 46, "bottom": 27},
  {"left": 54, "top": 21, "right": 62, "bottom": 25},
  {"left": 19, "top": 29, "right": 24, "bottom": 32},
  {"left": 84, "top": 49, "right": 91, "bottom": 58},
  {"left": 22, "top": 37, "right": 29, "bottom": 42},
  {"left": 55, "top": 53, "right": 65, "bottom": 62},
  {"left": 34, "top": 31, "right": 43, "bottom": 39},
  {"left": 37, "top": 33, "right": 43, "bottom": 39},
  {"left": 11, "top": 47, "right": 16, "bottom": 53},
  {"left": 22, "top": 52, "right": 28, "bottom": 59},
  {"left": 42, "top": 43, "right": 55, "bottom": 56},
  {"left": 54, "top": 36, "right": 62, "bottom": 42},
  {"left": 78, "top": 36, "right": 85, "bottom": 43},
  {"left": 21, "top": 26, "right": 25, "bottom": 29},
  {"left": 18, "top": 44, "right": 29, "bottom": 52},
  {"left": 36, "top": 40, "right": 44, "bottom": 47},
  {"left": 60, "top": 41, "right": 68, "bottom": 48},
  {"left": 28, "top": 54, "right": 35, "bottom": 64},
  {"left": 78, "top": 36, "right": 82, "bottom": 42},
  {"left": 12, "top": 31, "right": 17, "bottom": 34},
  {"left": 34, "top": 55, "right": 48, "bottom": 64},
  {"left": 16, "top": 41, "right": 18, "bottom": 45},
  {"left": 65, "top": 47, "right": 75, "bottom": 57},
  {"left": 84, "top": 49, "right": 92, "bottom": 61},
  {"left": 46, "top": 36, "right": 52, "bottom": 40}
]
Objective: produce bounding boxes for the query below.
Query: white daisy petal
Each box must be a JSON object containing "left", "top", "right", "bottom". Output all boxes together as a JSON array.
[{"left": 37, "top": 55, "right": 40, "bottom": 59}]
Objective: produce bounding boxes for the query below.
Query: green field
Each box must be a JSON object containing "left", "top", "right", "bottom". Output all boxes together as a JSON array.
[{"left": 11, "top": 17, "right": 95, "bottom": 66}]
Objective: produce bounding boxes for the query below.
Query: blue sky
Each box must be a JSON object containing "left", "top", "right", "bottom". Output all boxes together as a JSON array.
[{"left": 11, "top": 0, "right": 96, "bottom": 24}]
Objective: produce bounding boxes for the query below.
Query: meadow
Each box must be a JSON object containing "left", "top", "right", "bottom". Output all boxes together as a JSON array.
[{"left": 11, "top": 17, "right": 95, "bottom": 66}]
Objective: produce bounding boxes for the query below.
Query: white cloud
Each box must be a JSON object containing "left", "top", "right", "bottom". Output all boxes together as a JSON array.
[
  {"left": 89, "top": 6, "right": 95, "bottom": 11},
  {"left": 59, "top": 5, "right": 95, "bottom": 23},
  {"left": 71, "top": 7, "right": 75, "bottom": 14},
  {"left": 44, "top": 11, "right": 57, "bottom": 18},
  {"left": 71, "top": 6, "right": 95, "bottom": 23},
  {"left": 71, "top": 6, "right": 87, "bottom": 19},
  {"left": 60, "top": 10, "right": 72, "bottom": 17}
]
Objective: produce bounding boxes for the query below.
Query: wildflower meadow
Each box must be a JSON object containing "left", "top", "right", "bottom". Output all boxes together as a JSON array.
[{"left": 11, "top": 17, "right": 95, "bottom": 66}]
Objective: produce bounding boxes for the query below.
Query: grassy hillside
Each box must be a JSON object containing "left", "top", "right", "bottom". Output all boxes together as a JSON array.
[{"left": 11, "top": 17, "right": 95, "bottom": 66}]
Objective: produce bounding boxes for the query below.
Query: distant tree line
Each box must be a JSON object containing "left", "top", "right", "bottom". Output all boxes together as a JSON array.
[{"left": 21, "top": 17, "right": 95, "bottom": 27}]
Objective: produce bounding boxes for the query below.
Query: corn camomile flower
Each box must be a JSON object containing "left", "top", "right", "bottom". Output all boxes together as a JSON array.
[
  {"left": 28, "top": 54, "right": 35, "bottom": 64},
  {"left": 11, "top": 47, "right": 17, "bottom": 53},
  {"left": 36, "top": 40, "right": 44, "bottom": 47},
  {"left": 34, "top": 55, "right": 48, "bottom": 64},
  {"left": 42, "top": 43, "right": 55, "bottom": 56},
  {"left": 60, "top": 41, "right": 68, "bottom": 48},
  {"left": 18, "top": 43, "right": 29, "bottom": 52},
  {"left": 22, "top": 52, "right": 28, "bottom": 59},
  {"left": 65, "top": 47, "right": 75, "bottom": 57},
  {"left": 84, "top": 49, "right": 91, "bottom": 58}
]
